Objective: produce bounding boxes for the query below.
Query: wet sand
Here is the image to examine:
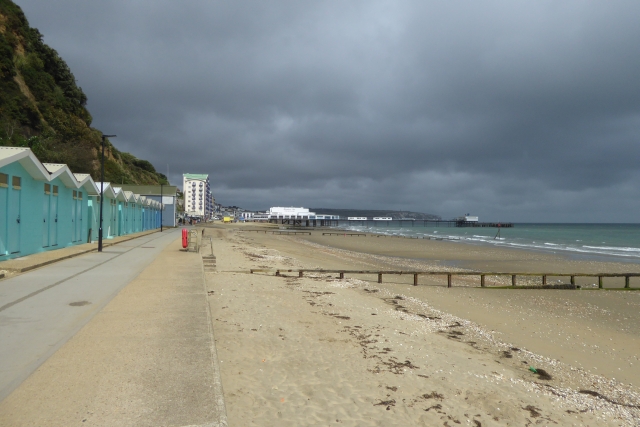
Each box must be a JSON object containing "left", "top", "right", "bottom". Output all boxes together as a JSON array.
[{"left": 206, "top": 224, "right": 640, "bottom": 426}]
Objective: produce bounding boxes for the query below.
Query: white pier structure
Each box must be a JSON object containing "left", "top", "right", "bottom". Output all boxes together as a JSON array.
[{"left": 267, "top": 207, "right": 340, "bottom": 226}]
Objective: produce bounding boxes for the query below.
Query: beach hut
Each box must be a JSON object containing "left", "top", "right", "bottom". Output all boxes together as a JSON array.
[
  {"left": 89, "top": 182, "right": 118, "bottom": 240},
  {"left": 112, "top": 187, "right": 127, "bottom": 236},
  {"left": 0, "top": 147, "right": 165, "bottom": 262},
  {"left": 118, "top": 185, "right": 178, "bottom": 227},
  {"left": 0, "top": 148, "right": 97, "bottom": 260},
  {"left": 122, "top": 191, "right": 135, "bottom": 235},
  {"left": 73, "top": 174, "right": 100, "bottom": 242},
  {"left": 1, "top": 147, "right": 51, "bottom": 258}
]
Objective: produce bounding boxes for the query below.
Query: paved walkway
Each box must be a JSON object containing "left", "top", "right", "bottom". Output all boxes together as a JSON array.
[
  {"left": 0, "top": 230, "right": 226, "bottom": 426},
  {"left": 0, "top": 229, "right": 162, "bottom": 274}
]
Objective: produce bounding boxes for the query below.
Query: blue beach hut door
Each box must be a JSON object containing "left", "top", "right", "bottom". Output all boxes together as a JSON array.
[
  {"left": 118, "top": 204, "right": 122, "bottom": 236},
  {"left": 51, "top": 188, "right": 58, "bottom": 246},
  {"left": 71, "top": 191, "right": 77, "bottom": 242},
  {"left": 110, "top": 201, "right": 116, "bottom": 237},
  {"left": 8, "top": 176, "right": 21, "bottom": 254},
  {"left": 0, "top": 173, "right": 7, "bottom": 255},
  {"left": 77, "top": 193, "right": 83, "bottom": 243},
  {"left": 42, "top": 184, "right": 50, "bottom": 247}
]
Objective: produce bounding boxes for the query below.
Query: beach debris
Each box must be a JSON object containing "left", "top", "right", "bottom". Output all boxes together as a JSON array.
[
  {"left": 374, "top": 399, "right": 396, "bottom": 410},
  {"left": 529, "top": 366, "right": 552, "bottom": 380},
  {"left": 579, "top": 390, "right": 640, "bottom": 409},
  {"left": 421, "top": 391, "right": 444, "bottom": 400},
  {"left": 522, "top": 405, "right": 541, "bottom": 418}
]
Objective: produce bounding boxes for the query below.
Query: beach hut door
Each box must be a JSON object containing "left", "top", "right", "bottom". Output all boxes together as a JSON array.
[
  {"left": 71, "top": 192, "right": 77, "bottom": 241},
  {"left": 118, "top": 205, "right": 122, "bottom": 236},
  {"left": 8, "top": 176, "right": 21, "bottom": 254},
  {"left": 42, "top": 185, "right": 50, "bottom": 247},
  {"left": 51, "top": 192, "right": 58, "bottom": 246},
  {"left": 76, "top": 196, "right": 83, "bottom": 243},
  {"left": 0, "top": 176, "right": 7, "bottom": 255},
  {"left": 111, "top": 203, "right": 116, "bottom": 237}
]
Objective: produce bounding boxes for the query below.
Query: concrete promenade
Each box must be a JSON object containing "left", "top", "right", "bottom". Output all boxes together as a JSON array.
[
  {"left": 0, "top": 229, "right": 161, "bottom": 275},
  {"left": 0, "top": 229, "right": 226, "bottom": 426}
]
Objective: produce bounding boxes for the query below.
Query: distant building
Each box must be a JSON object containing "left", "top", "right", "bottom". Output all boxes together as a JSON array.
[
  {"left": 455, "top": 214, "right": 479, "bottom": 222},
  {"left": 267, "top": 207, "right": 340, "bottom": 220},
  {"left": 183, "top": 174, "right": 214, "bottom": 219}
]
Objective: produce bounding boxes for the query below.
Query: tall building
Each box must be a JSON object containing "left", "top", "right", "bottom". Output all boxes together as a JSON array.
[{"left": 183, "top": 174, "right": 214, "bottom": 219}]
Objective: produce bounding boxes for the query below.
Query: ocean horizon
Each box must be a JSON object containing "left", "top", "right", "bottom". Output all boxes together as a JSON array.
[{"left": 341, "top": 222, "right": 640, "bottom": 263}]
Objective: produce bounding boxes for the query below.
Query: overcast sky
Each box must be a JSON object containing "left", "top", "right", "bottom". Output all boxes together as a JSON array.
[{"left": 16, "top": 1, "right": 640, "bottom": 221}]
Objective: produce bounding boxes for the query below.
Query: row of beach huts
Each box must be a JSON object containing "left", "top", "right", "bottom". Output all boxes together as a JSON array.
[{"left": 0, "top": 147, "right": 165, "bottom": 261}]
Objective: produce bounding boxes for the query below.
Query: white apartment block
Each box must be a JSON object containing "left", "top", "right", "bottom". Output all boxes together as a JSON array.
[{"left": 183, "top": 173, "right": 214, "bottom": 218}]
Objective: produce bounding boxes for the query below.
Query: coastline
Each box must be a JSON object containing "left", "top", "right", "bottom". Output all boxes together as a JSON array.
[
  {"left": 207, "top": 223, "right": 640, "bottom": 425},
  {"left": 337, "top": 222, "right": 640, "bottom": 265}
]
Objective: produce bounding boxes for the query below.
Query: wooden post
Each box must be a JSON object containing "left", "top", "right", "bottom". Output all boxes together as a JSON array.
[
  {"left": 339, "top": 272, "right": 344, "bottom": 279},
  {"left": 625, "top": 276, "right": 630, "bottom": 288},
  {"left": 378, "top": 273, "right": 382, "bottom": 283},
  {"left": 447, "top": 274, "right": 452, "bottom": 288},
  {"left": 413, "top": 274, "right": 418, "bottom": 286},
  {"left": 571, "top": 276, "right": 575, "bottom": 286},
  {"left": 598, "top": 276, "right": 603, "bottom": 289},
  {"left": 512, "top": 275, "right": 516, "bottom": 286},
  {"left": 542, "top": 275, "right": 546, "bottom": 285},
  {"left": 480, "top": 275, "right": 485, "bottom": 287},
  {"left": 299, "top": 271, "right": 303, "bottom": 278}
]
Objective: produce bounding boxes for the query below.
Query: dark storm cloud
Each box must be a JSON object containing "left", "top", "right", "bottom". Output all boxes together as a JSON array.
[{"left": 15, "top": 0, "right": 640, "bottom": 221}]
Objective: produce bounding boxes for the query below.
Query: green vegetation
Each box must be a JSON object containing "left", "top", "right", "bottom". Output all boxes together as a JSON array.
[{"left": 0, "top": 0, "right": 167, "bottom": 184}]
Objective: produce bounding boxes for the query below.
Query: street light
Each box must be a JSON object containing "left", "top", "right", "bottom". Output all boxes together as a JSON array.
[{"left": 98, "top": 134, "right": 116, "bottom": 252}]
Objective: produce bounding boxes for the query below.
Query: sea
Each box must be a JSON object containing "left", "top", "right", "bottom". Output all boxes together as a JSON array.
[{"left": 341, "top": 222, "right": 640, "bottom": 263}]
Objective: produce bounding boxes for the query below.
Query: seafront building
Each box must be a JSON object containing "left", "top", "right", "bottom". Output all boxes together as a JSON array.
[
  {"left": 266, "top": 207, "right": 340, "bottom": 220},
  {"left": 0, "top": 147, "right": 163, "bottom": 261},
  {"left": 183, "top": 174, "right": 214, "bottom": 220}
]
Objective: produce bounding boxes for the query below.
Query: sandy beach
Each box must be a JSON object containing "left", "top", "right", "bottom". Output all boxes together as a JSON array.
[{"left": 204, "top": 223, "right": 640, "bottom": 426}]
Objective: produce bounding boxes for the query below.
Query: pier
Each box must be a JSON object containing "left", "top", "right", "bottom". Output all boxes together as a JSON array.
[{"left": 268, "top": 218, "right": 513, "bottom": 228}]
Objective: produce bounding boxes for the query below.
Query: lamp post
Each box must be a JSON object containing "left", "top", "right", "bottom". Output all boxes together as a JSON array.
[{"left": 98, "top": 134, "right": 116, "bottom": 252}]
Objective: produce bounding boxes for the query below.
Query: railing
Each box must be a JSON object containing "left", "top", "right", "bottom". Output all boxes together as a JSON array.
[{"left": 248, "top": 269, "right": 640, "bottom": 289}]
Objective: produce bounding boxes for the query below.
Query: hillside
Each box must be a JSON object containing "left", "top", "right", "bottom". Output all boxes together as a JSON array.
[
  {"left": 311, "top": 208, "right": 441, "bottom": 220},
  {"left": 0, "top": 0, "right": 167, "bottom": 185}
]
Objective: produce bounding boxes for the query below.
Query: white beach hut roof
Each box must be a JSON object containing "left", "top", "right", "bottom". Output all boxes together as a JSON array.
[
  {"left": 95, "top": 182, "right": 117, "bottom": 199},
  {"left": 73, "top": 173, "right": 99, "bottom": 196},
  {"left": 43, "top": 163, "right": 79, "bottom": 188},
  {"left": 0, "top": 147, "right": 50, "bottom": 181}
]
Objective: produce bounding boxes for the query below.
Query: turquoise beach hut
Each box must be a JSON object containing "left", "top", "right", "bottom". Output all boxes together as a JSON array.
[
  {"left": 89, "top": 182, "right": 118, "bottom": 240},
  {"left": 0, "top": 147, "right": 162, "bottom": 262},
  {"left": 0, "top": 147, "right": 97, "bottom": 260}
]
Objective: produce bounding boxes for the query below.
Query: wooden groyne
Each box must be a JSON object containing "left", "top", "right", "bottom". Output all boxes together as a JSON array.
[
  {"left": 249, "top": 268, "right": 640, "bottom": 289},
  {"left": 322, "top": 232, "right": 367, "bottom": 236},
  {"left": 242, "top": 230, "right": 310, "bottom": 235}
]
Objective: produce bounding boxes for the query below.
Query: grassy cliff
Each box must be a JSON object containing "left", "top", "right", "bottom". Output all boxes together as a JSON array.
[{"left": 0, "top": 0, "right": 167, "bottom": 185}]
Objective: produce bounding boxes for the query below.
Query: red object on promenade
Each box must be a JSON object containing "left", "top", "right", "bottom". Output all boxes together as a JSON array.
[{"left": 182, "top": 228, "right": 188, "bottom": 248}]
